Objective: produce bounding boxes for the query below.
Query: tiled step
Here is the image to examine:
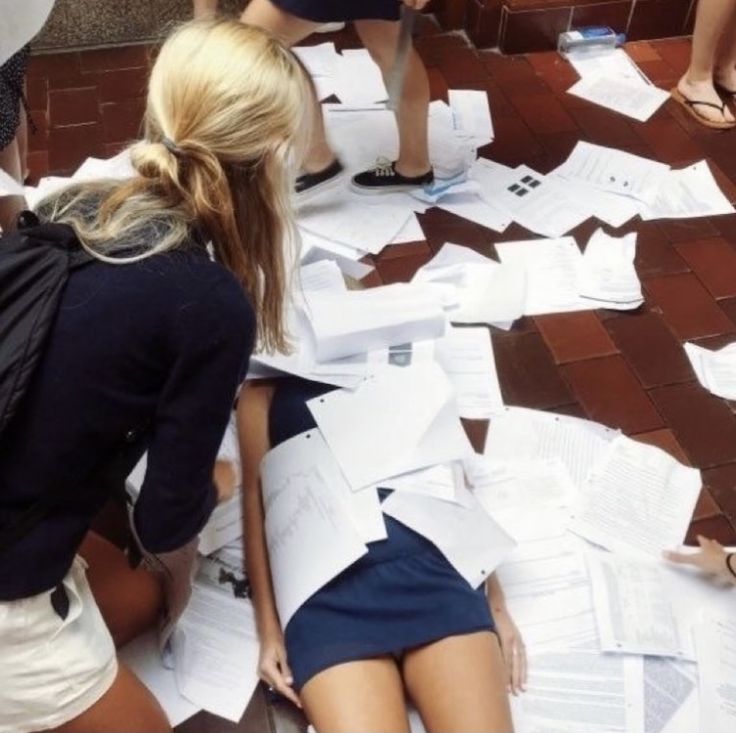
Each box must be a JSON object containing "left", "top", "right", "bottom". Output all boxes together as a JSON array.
[{"left": 447, "top": 0, "right": 696, "bottom": 53}]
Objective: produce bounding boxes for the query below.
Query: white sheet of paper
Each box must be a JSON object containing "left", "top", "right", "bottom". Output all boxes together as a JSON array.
[
  {"left": 511, "top": 651, "right": 644, "bottom": 733},
  {"left": 299, "top": 227, "right": 367, "bottom": 262},
  {"left": 382, "top": 486, "right": 516, "bottom": 587},
  {"left": 644, "top": 657, "right": 698, "bottom": 733},
  {"left": 448, "top": 89, "right": 494, "bottom": 146},
  {"left": 333, "top": 48, "right": 388, "bottom": 106},
  {"left": 0, "top": 0, "right": 55, "bottom": 65},
  {"left": 437, "top": 192, "right": 513, "bottom": 232},
  {"left": 299, "top": 259, "right": 348, "bottom": 293},
  {"left": 578, "top": 228, "right": 644, "bottom": 309},
  {"left": 72, "top": 150, "right": 135, "bottom": 182},
  {"left": 695, "top": 614, "right": 736, "bottom": 733},
  {"left": 198, "top": 492, "right": 243, "bottom": 557},
  {"left": 302, "top": 283, "right": 446, "bottom": 362},
  {"left": 483, "top": 405, "right": 617, "bottom": 489},
  {"left": 347, "top": 484, "right": 387, "bottom": 543},
  {"left": 308, "top": 363, "right": 473, "bottom": 490},
  {"left": 298, "top": 197, "right": 411, "bottom": 255},
  {"left": 435, "top": 325, "right": 503, "bottom": 418},
  {"left": 495, "top": 237, "right": 589, "bottom": 316},
  {"left": 171, "top": 582, "right": 259, "bottom": 723},
  {"left": 641, "top": 161, "right": 734, "bottom": 220},
  {"left": 390, "top": 213, "right": 425, "bottom": 244},
  {"left": 492, "top": 166, "right": 592, "bottom": 238},
  {"left": 0, "top": 167, "right": 24, "bottom": 197},
  {"left": 587, "top": 550, "right": 694, "bottom": 659},
  {"left": 567, "top": 48, "right": 651, "bottom": 86},
  {"left": 119, "top": 632, "right": 200, "bottom": 727},
  {"left": 260, "top": 430, "right": 368, "bottom": 624},
  {"left": 572, "top": 436, "right": 702, "bottom": 559},
  {"left": 568, "top": 72, "right": 669, "bottom": 122},
  {"left": 378, "top": 462, "right": 461, "bottom": 503},
  {"left": 684, "top": 340, "right": 736, "bottom": 400},
  {"left": 556, "top": 140, "right": 670, "bottom": 205}
]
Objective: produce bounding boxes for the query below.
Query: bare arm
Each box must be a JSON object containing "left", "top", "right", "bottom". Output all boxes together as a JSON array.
[
  {"left": 486, "top": 573, "right": 527, "bottom": 694},
  {"left": 237, "top": 381, "right": 301, "bottom": 706}
]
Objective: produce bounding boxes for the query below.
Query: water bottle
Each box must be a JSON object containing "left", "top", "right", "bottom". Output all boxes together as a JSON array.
[{"left": 558, "top": 26, "right": 626, "bottom": 56}]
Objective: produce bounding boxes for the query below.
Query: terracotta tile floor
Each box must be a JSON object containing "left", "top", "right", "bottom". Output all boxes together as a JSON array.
[{"left": 24, "top": 25, "right": 736, "bottom": 726}]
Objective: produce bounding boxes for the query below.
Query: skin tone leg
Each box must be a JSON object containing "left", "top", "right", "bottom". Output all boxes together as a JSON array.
[
  {"left": 0, "top": 136, "right": 25, "bottom": 232},
  {"left": 48, "top": 663, "right": 172, "bottom": 733},
  {"left": 192, "top": 0, "right": 219, "bottom": 17},
  {"left": 677, "top": 0, "right": 736, "bottom": 123},
  {"left": 402, "top": 632, "right": 513, "bottom": 733},
  {"left": 79, "top": 530, "right": 164, "bottom": 649},
  {"left": 354, "top": 19, "right": 431, "bottom": 177},
  {"left": 300, "top": 657, "right": 411, "bottom": 733},
  {"left": 240, "top": 0, "right": 334, "bottom": 172},
  {"left": 715, "top": 9, "right": 736, "bottom": 90}
]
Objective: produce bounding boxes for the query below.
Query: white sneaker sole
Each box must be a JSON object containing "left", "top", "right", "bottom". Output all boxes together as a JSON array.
[{"left": 349, "top": 180, "right": 427, "bottom": 196}]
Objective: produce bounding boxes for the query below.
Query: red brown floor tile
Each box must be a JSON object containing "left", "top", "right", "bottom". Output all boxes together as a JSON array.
[
  {"left": 534, "top": 312, "right": 618, "bottom": 364},
  {"left": 649, "top": 382, "right": 736, "bottom": 469},
  {"left": 685, "top": 514, "right": 736, "bottom": 545},
  {"left": 561, "top": 355, "right": 663, "bottom": 434},
  {"left": 644, "top": 273, "right": 735, "bottom": 340},
  {"left": 702, "top": 463, "right": 736, "bottom": 525},
  {"left": 604, "top": 311, "right": 695, "bottom": 388},
  {"left": 633, "top": 221, "right": 690, "bottom": 278},
  {"left": 633, "top": 428, "right": 691, "bottom": 465},
  {"left": 673, "top": 237, "right": 736, "bottom": 300}
]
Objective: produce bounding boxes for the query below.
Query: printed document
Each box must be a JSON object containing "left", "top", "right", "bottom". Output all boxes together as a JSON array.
[
  {"left": 572, "top": 436, "right": 702, "bottom": 559},
  {"left": 643, "top": 657, "right": 697, "bottom": 733},
  {"left": 567, "top": 48, "right": 650, "bottom": 87},
  {"left": 587, "top": 550, "right": 694, "bottom": 659},
  {"left": 568, "top": 73, "right": 669, "bottom": 122},
  {"left": 448, "top": 89, "right": 494, "bottom": 146},
  {"left": 260, "top": 430, "right": 368, "bottom": 623},
  {"left": 694, "top": 614, "right": 736, "bottom": 733}
]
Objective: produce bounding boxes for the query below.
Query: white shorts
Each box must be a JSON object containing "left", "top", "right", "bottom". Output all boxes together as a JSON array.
[{"left": 0, "top": 556, "right": 118, "bottom": 733}]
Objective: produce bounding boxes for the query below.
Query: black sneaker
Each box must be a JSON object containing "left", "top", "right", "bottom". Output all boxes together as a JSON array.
[
  {"left": 351, "top": 157, "right": 434, "bottom": 195},
  {"left": 295, "top": 159, "right": 345, "bottom": 203}
]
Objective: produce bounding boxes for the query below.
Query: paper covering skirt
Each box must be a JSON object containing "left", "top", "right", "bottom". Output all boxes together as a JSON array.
[
  {"left": 284, "top": 513, "right": 495, "bottom": 690},
  {"left": 272, "top": 0, "right": 402, "bottom": 22}
]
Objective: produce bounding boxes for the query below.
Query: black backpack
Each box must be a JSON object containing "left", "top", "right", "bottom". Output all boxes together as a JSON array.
[{"left": 0, "top": 213, "right": 143, "bottom": 552}]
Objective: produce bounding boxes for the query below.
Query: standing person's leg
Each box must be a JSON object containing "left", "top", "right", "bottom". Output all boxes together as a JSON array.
[
  {"left": 193, "top": 0, "right": 219, "bottom": 18},
  {"left": 354, "top": 19, "right": 430, "bottom": 177},
  {"left": 715, "top": 8, "right": 736, "bottom": 91},
  {"left": 402, "top": 631, "right": 513, "bottom": 733},
  {"left": 299, "top": 657, "right": 411, "bottom": 733},
  {"left": 241, "top": 0, "right": 335, "bottom": 174},
  {"left": 0, "top": 137, "right": 24, "bottom": 232},
  {"left": 676, "top": 0, "right": 736, "bottom": 124}
]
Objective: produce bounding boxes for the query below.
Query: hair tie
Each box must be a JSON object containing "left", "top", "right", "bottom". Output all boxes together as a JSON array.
[{"left": 161, "top": 136, "right": 183, "bottom": 157}]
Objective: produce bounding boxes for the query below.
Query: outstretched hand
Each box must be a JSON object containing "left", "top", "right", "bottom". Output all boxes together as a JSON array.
[{"left": 664, "top": 535, "right": 735, "bottom": 584}]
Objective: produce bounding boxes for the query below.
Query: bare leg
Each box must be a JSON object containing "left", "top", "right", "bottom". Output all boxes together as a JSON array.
[
  {"left": 402, "top": 632, "right": 513, "bottom": 733},
  {"left": 241, "top": 0, "right": 334, "bottom": 172},
  {"left": 192, "top": 0, "right": 218, "bottom": 18},
  {"left": 79, "top": 531, "right": 164, "bottom": 649},
  {"left": 300, "top": 657, "right": 411, "bottom": 733},
  {"left": 50, "top": 664, "right": 172, "bottom": 733},
  {"left": 715, "top": 6, "right": 736, "bottom": 89},
  {"left": 354, "top": 19, "right": 431, "bottom": 177},
  {"left": 678, "top": 0, "right": 736, "bottom": 123},
  {"left": 0, "top": 136, "right": 25, "bottom": 232}
]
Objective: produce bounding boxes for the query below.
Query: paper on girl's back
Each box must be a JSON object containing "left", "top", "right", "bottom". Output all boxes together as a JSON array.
[
  {"left": 302, "top": 283, "right": 446, "bottom": 362},
  {"left": 119, "top": 632, "right": 200, "bottom": 727},
  {"left": 382, "top": 486, "right": 516, "bottom": 587},
  {"left": 308, "top": 363, "right": 473, "bottom": 490},
  {"left": 378, "top": 462, "right": 462, "bottom": 503},
  {"left": 260, "top": 430, "right": 368, "bottom": 624}
]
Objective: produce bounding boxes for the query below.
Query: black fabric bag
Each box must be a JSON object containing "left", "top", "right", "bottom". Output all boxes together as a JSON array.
[{"left": 0, "top": 213, "right": 143, "bottom": 554}]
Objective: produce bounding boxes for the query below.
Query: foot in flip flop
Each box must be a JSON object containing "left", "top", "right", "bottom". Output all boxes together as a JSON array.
[
  {"left": 673, "top": 76, "right": 735, "bottom": 129},
  {"left": 715, "top": 66, "right": 736, "bottom": 98}
]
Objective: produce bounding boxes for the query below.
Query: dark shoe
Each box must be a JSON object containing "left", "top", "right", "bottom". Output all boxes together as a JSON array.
[
  {"left": 350, "top": 158, "right": 434, "bottom": 195},
  {"left": 295, "top": 159, "right": 345, "bottom": 203}
]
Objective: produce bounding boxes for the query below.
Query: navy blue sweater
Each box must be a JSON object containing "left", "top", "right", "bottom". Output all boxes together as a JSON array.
[{"left": 0, "top": 243, "right": 255, "bottom": 600}]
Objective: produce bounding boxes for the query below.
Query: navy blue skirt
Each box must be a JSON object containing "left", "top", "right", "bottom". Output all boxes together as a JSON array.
[
  {"left": 272, "top": 0, "right": 401, "bottom": 22},
  {"left": 269, "top": 378, "right": 495, "bottom": 691}
]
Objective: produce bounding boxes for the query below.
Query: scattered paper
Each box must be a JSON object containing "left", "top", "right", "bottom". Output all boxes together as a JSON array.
[
  {"left": 568, "top": 73, "right": 669, "bottom": 122},
  {"left": 644, "top": 657, "right": 697, "bottom": 733},
  {"left": 567, "top": 48, "right": 651, "bottom": 87},
  {"left": 333, "top": 48, "right": 388, "bottom": 106},
  {"left": 684, "top": 340, "right": 736, "bottom": 400},
  {"left": 448, "top": 89, "right": 494, "bottom": 147},
  {"left": 0, "top": 167, "right": 24, "bottom": 197},
  {"left": 378, "top": 462, "right": 461, "bottom": 503},
  {"left": 572, "top": 436, "right": 702, "bottom": 559}
]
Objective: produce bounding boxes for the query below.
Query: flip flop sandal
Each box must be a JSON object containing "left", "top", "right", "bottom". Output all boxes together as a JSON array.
[{"left": 670, "top": 87, "right": 736, "bottom": 130}]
